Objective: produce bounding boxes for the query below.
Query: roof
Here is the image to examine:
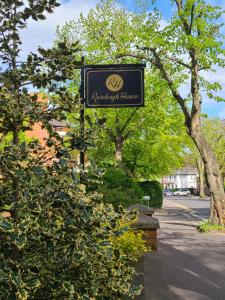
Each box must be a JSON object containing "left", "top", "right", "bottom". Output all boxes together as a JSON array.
[
  {"left": 49, "top": 119, "right": 68, "bottom": 128},
  {"left": 175, "top": 167, "right": 198, "bottom": 175}
]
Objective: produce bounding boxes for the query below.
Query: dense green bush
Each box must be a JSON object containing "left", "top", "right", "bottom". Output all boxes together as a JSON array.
[
  {"left": 139, "top": 181, "right": 163, "bottom": 208},
  {"left": 0, "top": 156, "right": 143, "bottom": 300},
  {"left": 98, "top": 168, "right": 144, "bottom": 208}
]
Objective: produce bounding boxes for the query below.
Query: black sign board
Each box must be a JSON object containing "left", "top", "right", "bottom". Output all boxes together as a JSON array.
[{"left": 84, "top": 64, "right": 145, "bottom": 108}]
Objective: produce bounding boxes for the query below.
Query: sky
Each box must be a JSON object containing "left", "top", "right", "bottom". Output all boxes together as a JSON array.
[{"left": 19, "top": 0, "right": 225, "bottom": 119}]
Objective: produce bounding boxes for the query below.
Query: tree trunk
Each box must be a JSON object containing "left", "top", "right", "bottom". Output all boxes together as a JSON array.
[
  {"left": 113, "top": 133, "right": 125, "bottom": 163},
  {"left": 196, "top": 157, "right": 205, "bottom": 198},
  {"left": 115, "top": 141, "right": 123, "bottom": 162},
  {"left": 190, "top": 130, "right": 225, "bottom": 225}
]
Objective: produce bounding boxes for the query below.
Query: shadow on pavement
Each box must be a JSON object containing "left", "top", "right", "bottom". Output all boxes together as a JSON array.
[
  {"left": 136, "top": 239, "right": 225, "bottom": 300},
  {"left": 135, "top": 204, "right": 225, "bottom": 300}
]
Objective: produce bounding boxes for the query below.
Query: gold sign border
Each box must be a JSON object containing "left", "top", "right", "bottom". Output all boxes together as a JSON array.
[{"left": 85, "top": 69, "right": 144, "bottom": 108}]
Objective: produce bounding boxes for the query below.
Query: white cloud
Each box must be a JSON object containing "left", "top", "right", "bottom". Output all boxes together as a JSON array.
[
  {"left": 20, "top": 0, "right": 98, "bottom": 58},
  {"left": 202, "top": 67, "right": 225, "bottom": 88}
]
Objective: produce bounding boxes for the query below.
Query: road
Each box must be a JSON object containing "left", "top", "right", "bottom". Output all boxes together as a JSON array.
[
  {"left": 136, "top": 197, "right": 225, "bottom": 300},
  {"left": 166, "top": 195, "right": 210, "bottom": 220}
]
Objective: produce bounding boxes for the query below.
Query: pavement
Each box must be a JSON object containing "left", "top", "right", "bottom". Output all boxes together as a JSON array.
[{"left": 135, "top": 198, "right": 225, "bottom": 300}]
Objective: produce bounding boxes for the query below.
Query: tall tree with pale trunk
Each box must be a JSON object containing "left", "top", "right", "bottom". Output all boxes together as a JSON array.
[{"left": 117, "top": 0, "right": 225, "bottom": 225}]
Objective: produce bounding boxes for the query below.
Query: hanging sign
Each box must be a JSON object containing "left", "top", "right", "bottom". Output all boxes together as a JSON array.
[{"left": 84, "top": 64, "right": 145, "bottom": 108}]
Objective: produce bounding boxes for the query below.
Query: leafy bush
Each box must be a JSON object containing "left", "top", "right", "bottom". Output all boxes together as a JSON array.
[
  {"left": 112, "top": 230, "right": 148, "bottom": 261},
  {"left": 139, "top": 181, "right": 163, "bottom": 208},
  {"left": 0, "top": 160, "right": 142, "bottom": 300},
  {"left": 98, "top": 168, "right": 144, "bottom": 208}
]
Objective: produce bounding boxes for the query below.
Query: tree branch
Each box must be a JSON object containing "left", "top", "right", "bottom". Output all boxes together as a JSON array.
[
  {"left": 116, "top": 52, "right": 157, "bottom": 65},
  {"left": 117, "top": 51, "right": 191, "bottom": 123},
  {"left": 164, "top": 54, "right": 191, "bottom": 69},
  {"left": 189, "top": 4, "right": 195, "bottom": 34},
  {"left": 151, "top": 48, "right": 191, "bottom": 123},
  {"left": 137, "top": 46, "right": 191, "bottom": 69},
  {"left": 105, "top": 127, "right": 116, "bottom": 143},
  {"left": 175, "top": 0, "right": 191, "bottom": 35},
  {"left": 120, "top": 108, "right": 138, "bottom": 134}
]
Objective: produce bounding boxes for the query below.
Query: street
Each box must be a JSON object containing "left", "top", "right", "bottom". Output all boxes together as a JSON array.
[
  {"left": 166, "top": 195, "right": 210, "bottom": 220},
  {"left": 136, "top": 196, "right": 225, "bottom": 300}
]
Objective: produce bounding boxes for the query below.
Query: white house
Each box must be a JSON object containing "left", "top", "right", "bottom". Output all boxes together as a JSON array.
[{"left": 162, "top": 167, "right": 198, "bottom": 189}]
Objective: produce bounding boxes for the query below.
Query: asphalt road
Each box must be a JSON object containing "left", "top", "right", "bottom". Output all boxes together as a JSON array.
[
  {"left": 166, "top": 195, "right": 210, "bottom": 220},
  {"left": 136, "top": 197, "right": 225, "bottom": 300}
]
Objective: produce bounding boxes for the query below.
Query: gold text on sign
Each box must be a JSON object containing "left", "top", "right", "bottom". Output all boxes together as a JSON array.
[{"left": 106, "top": 74, "right": 124, "bottom": 92}]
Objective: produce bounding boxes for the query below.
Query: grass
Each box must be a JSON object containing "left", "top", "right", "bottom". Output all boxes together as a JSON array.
[{"left": 197, "top": 220, "right": 225, "bottom": 233}]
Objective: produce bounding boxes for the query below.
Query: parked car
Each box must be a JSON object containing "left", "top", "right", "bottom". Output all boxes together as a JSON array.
[
  {"left": 173, "top": 189, "right": 191, "bottom": 196},
  {"left": 163, "top": 189, "right": 174, "bottom": 197}
]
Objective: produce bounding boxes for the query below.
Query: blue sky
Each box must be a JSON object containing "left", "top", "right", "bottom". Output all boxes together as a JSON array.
[{"left": 20, "top": 0, "right": 225, "bottom": 118}]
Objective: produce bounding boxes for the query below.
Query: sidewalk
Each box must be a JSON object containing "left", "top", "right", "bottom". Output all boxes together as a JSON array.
[{"left": 136, "top": 199, "right": 225, "bottom": 300}]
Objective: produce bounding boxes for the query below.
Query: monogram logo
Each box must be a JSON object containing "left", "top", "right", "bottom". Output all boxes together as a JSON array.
[{"left": 106, "top": 74, "right": 124, "bottom": 92}]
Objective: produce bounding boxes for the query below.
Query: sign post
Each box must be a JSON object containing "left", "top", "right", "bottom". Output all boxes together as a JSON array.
[
  {"left": 79, "top": 63, "right": 145, "bottom": 171},
  {"left": 79, "top": 57, "right": 85, "bottom": 172}
]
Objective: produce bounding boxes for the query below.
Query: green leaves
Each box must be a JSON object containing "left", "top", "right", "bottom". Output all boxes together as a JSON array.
[
  {"left": 0, "top": 218, "right": 14, "bottom": 232},
  {"left": 0, "top": 155, "right": 142, "bottom": 299},
  {"left": 31, "top": 166, "right": 45, "bottom": 176},
  {"left": 9, "top": 232, "right": 27, "bottom": 250},
  {"left": 56, "top": 0, "right": 189, "bottom": 178}
]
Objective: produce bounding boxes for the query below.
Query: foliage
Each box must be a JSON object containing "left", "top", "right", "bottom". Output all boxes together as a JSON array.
[
  {"left": 0, "top": 160, "right": 142, "bottom": 299},
  {"left": 112, "top": 230, "right": 149, "bottom": 261},
  {"left": 56, "top": 0, "right": 189, "bottom": 178},
  {"left": 97, "top": 167, "right": 144, "bottom": 208},
  {"left": 139, "top": 181, "right": 163, "bottom": 208},
  {"left": 0, "top": 0, "right": 82, "bottom": 150},
  {"left": 197, "top": 221, "right": 225, "bottom": 233}
]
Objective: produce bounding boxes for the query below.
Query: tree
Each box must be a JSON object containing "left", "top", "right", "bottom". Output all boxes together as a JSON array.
[
  {"left": 56, "top": 0, "right": 146, "bottom": 163},
  {"left": 116, "top": 0, "right": 225, "bottom": 224},
  {"left": 0, "top": 0, "right": 81, "bottom": 213},
  {"left": 56, "top": 0, "right": 188, "bottom": 178},
  {"left": 121, "top": 74, "right": 189, "bottom": 178}
]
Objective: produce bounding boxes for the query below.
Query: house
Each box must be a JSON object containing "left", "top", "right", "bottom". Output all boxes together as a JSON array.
[
  {"left": 26, "top": 94, "right": 89, "bottom": 167},
  {"left": 27, "top": 94, "right": 69, "bottom": 145},
  {"left": 49, "top": 119, "right": 68, "bottom": 138},
  {"left": 162, "top": 167, "right": 198, "bottom": 189}
]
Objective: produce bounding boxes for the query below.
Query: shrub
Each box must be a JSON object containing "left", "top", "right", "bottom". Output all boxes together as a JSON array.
[
  {"left": 112, "top": 230, "right": 149, "bottom": 261},
  {"left": 139, "top": 181, "right": 163, "bottom": 208},
  {"left": 0, "top": 161, "right": 142, "bottom": 300},
  {"left": 99, "top": 168, "right": 144, "bottom": 208}
]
